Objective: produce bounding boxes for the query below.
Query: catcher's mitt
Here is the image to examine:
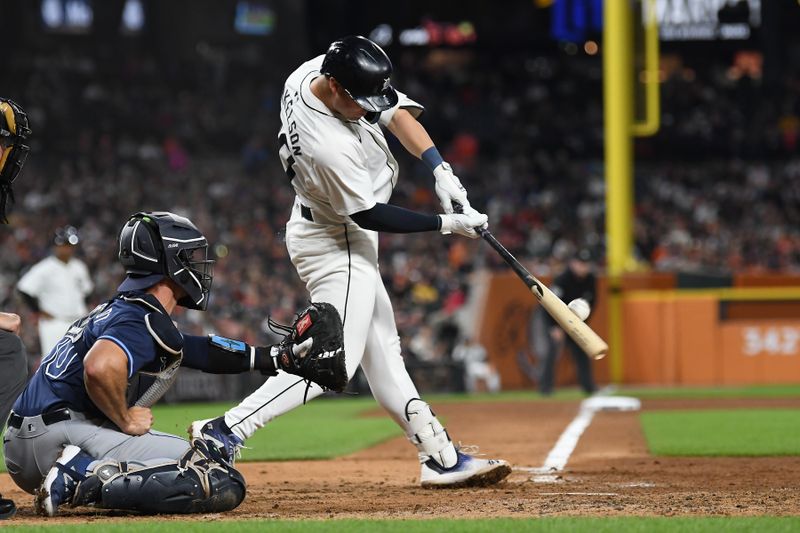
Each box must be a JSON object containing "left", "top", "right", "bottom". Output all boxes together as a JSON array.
[{"left": 269, "top": 302, "right": 347, "bottom": 393}]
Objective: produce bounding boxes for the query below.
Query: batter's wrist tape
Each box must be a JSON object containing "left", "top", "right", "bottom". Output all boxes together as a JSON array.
[{"left": 421, "top": 146, "right": 444, "bottom": 172}]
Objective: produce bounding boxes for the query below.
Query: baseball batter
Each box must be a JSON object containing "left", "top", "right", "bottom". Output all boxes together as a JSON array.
[
  {"left": 192, "top": 36, "right": 512, "bottom": 488},
  {"left": 4, "top": 211, "right": 344, "bottom": 516},
  {"left": 0, "top": 98, "right": 32, "bottom": 520}
]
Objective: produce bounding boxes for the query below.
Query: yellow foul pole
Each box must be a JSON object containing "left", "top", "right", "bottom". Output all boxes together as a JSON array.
[{"left": 603, "top": 0, "right": 634, "bottom": 383}]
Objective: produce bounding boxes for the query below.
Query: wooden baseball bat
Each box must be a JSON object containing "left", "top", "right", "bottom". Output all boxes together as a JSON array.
[{"left": 451, "top": 203, "right": 608, "bottom": 359}]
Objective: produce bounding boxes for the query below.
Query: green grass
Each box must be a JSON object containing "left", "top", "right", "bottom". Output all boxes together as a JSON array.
[
  {"left": 5, "top": 517, "right": 800, "bottom": 532},
  {"left": 641, "top": 409, "right": 800, "bottom": 456},
  {"left": 616, "top": 384, "right": 800, "bottom": 400},
  {"left": 151, "top": 397, "right": 400, "bottom": 461},
  {"left": 0, "top": 397, "right": 400, "bottom": 472}
]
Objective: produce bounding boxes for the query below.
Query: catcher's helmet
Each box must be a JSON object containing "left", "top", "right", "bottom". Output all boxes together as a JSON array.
[
  {"left": 321, "top": 35, "right": 399, "bottom": 113},
  {"left": 117, "top": 211, "right": 214, "bottom": 311},
  {"left": 0, "top": 98, "right": 31, "bottom": 222}
]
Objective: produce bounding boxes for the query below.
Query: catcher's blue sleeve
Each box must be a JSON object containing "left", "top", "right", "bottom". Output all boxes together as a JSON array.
[{"left": 182, "top": 334, "right": 276, "bottom": 374}]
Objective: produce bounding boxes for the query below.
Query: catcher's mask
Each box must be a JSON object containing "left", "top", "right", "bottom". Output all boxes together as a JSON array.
[
  {"left": 0, "top": 98, "right": 32, "bottom": 222},
  {"left": 117, "top": 211, "right": 214, "bottom": 311}
]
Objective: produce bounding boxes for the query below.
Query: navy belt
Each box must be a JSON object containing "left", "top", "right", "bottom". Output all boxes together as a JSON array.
[
  {"left": 7, "top": 408, "right": 72, "bottom": 429},
  {"left": 300, "top": 204, "right": 314, "bottom": 222}
]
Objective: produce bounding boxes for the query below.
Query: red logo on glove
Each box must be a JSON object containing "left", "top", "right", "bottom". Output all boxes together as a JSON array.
[{"left": 296, "top": 313, "right": 313, "bottom": 336}]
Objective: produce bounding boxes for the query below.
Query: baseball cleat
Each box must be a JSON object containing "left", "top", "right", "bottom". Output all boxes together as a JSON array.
[
  {"left": 35, "top": 445, "right": 93, "bottom": 516},
  {"left": 420, "top": 450, "right": 512, "bottom": 488},
  {"left": 188, "top": 416, "right": 243, "bottom": 465},
  {"left": 0, "top": 494, "right": 16, "bottom": 520}
]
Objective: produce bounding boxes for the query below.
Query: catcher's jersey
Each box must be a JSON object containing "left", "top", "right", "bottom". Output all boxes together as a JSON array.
[
  {"left": 278, "top": 55, "right": 423, "bottom": 225},
  {"left": 13, "top": 292, "right": 170, "bottom": 418}
]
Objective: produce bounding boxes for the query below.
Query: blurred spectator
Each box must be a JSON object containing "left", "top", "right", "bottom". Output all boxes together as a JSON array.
[
  {"left": 451, "top": 336, "right": 500, "bottom": 394},
  {"left": 529, "top": 249, "right": 597, "bottom": 396}
]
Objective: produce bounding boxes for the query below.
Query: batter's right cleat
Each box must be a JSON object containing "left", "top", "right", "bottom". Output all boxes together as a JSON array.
[
  {"left": 420, "top": 450, "right": 512, "bottom": 488},
  {"left": 35, "top": 445, "right": 93, "bottom": 517},
  {"left": 0, "top": 494, "right": 16, "bottom": 520},
  {"left": 188, "top": 416, "right": 243, "bottom": 465}
]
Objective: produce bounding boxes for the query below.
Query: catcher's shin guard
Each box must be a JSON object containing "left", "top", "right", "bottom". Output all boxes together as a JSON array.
[
  {"left": 405, "top": 399, "right": 458, "bottom": 469},
  {"left": 87, "top": 440, "right": 246, "bottom": 514}
]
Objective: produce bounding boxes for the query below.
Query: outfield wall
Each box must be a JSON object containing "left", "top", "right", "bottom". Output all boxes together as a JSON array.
[{"left": 480, "top": 272, "right": 800, "bottom": 388}]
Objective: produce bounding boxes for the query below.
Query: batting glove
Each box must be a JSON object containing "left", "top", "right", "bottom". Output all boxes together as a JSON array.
[
  {"left": 439, "top": 210, "right": 488, "bottom": 239},
  {"left": 433, "top": 162, "right": 470, "bottom": 214}
]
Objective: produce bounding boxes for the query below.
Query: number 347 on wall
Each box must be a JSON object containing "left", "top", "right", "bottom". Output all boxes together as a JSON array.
[{"left": 742, "top": 326, "right": 800, "bottom": 357}]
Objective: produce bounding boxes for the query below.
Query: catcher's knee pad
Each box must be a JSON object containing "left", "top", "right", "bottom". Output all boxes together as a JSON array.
[
  {"left": 85, "top": 440, "right": 246, "bottom": 514},
  {"left": 405, "top": 399, "right": 457, "bottom": 468}
]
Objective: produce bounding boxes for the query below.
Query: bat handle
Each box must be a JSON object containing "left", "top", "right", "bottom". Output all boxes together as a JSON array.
[{"left": 452, "top": 200, "right": 489, "bottom": 236}]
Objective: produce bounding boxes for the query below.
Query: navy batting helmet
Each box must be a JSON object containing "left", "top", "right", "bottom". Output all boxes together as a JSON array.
[
  {"left": 117, "top": 211, "right": 214, "bottom": 311},
  {"left": 0, "top": 98, "right": 31, "bottom": 222},
  {"left": 321, "top": 35, "right": 399, "bottom": 113}
]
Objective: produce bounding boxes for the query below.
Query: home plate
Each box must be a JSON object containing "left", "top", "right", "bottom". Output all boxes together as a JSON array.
[
  {"left": 532, "top": 474, "right": 562, "bottom": 483},
  {"left": 514, "top": 467, "right": 564, "bottom": 483}
]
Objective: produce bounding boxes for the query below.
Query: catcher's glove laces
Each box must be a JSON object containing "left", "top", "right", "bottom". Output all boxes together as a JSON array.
[
  {"left": 266, "top": 317, "right": 294, "bottom": 336},
  {"left": 268, "top": 317, "right": 317, "bottom": 402}
]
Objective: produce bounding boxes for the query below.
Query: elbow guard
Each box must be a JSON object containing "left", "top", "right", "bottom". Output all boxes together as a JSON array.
[{"left": 207, "top": 335, "right": 277, "bottom": 375}]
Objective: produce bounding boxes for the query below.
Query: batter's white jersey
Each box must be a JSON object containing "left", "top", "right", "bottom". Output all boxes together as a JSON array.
[{"left": 277, "top": 55, "right": 423, "bottom": 226}]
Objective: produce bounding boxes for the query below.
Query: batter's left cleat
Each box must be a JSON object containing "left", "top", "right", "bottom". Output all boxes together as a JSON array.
[
  {"left": 35, "top": 445, "right": 94, "bottom": 517},
  {"left": 188, "top": 416, "right": 244, "bottom": 465},
  {"left": 420, "top": 450, "right": 512, "bottom": 488}
]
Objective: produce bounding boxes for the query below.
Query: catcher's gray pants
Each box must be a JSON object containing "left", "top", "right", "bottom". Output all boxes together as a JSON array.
[
  {"left": 0, "top": 330, "right": 28, "bottom": 432},
  {"left": 4, "top": 410, "right": 190, "bottom": 494}
]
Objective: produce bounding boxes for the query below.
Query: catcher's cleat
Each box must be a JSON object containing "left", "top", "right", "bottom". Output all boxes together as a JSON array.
[
  {"left": 35, "top": 445, "right": 93, "bottom": 516},
  {"left": 188, "top": 416, "right": 243, "bottom": 465},
  {"left": 420, "top": 450, "right": 511, "bottom": 489},
  {"left": 0, "top": 494, "right": 16, "bottom": 520}
]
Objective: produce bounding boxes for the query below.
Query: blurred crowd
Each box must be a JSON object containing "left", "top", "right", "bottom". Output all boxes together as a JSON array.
[{"left": 2, "top": 43, "right": 799, "bottom": 363}]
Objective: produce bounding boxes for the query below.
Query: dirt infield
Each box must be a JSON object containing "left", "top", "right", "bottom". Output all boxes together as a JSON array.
[{"left": 3, "top": 397, "right": 800, "bottom": 524}]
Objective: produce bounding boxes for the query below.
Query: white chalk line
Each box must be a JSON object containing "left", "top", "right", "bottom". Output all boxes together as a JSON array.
[{"left": 515, "top": 388, "right": 635, "bottom": 483}]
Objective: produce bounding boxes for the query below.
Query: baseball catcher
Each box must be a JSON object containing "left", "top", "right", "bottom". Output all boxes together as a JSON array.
[{"left": 3, "top": 211, "right": 346, "bottom": 516}]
